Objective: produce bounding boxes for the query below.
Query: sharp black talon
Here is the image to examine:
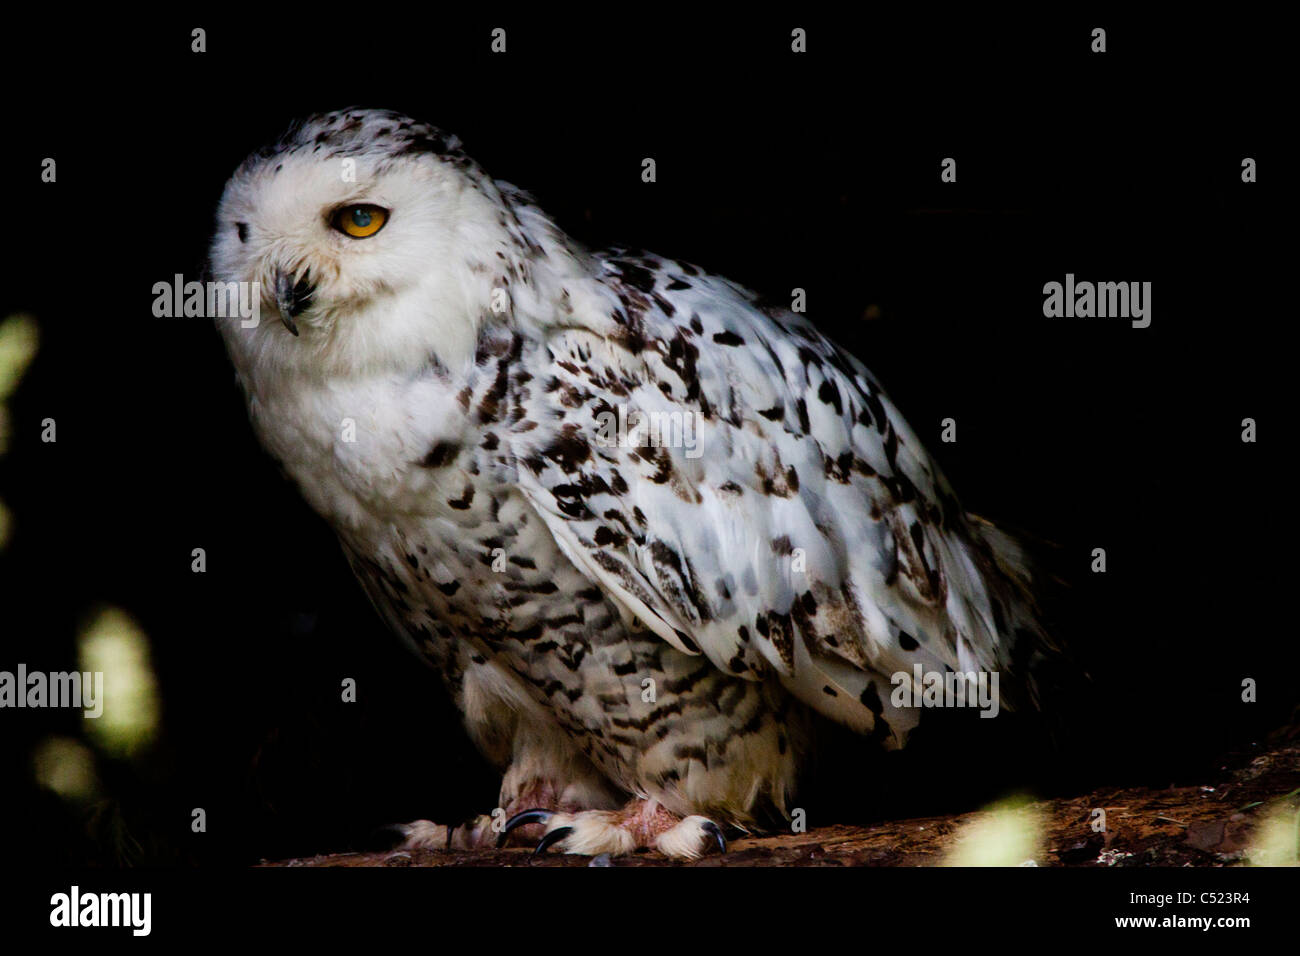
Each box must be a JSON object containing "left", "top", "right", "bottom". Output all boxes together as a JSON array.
[
  {"left": 497, "top": 808, "right": 554, "bottom": 848},
  {"left": 532, "top": 826, "right": 574, "bottom": 858},
  {"left": 701, "top": 821, "right": 727, "bottom": 855}
]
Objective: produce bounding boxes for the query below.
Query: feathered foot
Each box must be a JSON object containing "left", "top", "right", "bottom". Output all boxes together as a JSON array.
[
  {"left": 379, "top": 778, "right": 590, "bottom": 851},
  {"left": 498, "top": 798, "right": 727, "bottom": 860}
]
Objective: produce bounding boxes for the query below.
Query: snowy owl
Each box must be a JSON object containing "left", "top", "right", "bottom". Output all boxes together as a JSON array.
[{"left": 210, "top": 108, "right": 1061, "bottom": 859}]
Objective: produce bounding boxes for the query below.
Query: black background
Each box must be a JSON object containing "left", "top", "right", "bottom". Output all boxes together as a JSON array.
[{"left": 0, "top": 11, "right": 1290, "bottom": 867}]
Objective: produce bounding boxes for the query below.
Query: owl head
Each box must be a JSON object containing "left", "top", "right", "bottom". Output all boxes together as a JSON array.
[{"left": 209, "top": 109, "right": 569, "bottom": 381}]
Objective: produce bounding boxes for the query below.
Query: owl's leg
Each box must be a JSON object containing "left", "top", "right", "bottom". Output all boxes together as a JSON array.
[{"left": 499, "top": 798, "right": 727, "bottom": 860}]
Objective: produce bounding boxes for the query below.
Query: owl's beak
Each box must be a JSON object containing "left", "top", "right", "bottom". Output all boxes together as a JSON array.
[{"left": 273, "top": 269, "right": 314, "bottom": 336}]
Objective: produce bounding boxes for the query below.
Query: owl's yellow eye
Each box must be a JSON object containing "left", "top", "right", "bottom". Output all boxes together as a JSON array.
[{"left": 333, "top": 204, "right": 388, "bottom": 239}]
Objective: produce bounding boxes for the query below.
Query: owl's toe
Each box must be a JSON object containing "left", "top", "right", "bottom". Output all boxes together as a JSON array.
[
  {"left": 656, "top": 815, "right": 728, "bottom": 860},
  {"left": 388, "top": 814, "right": 495, "bottom": 851}
]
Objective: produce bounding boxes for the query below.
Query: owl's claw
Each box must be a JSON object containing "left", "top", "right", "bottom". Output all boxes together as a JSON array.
[
  {"left": 532, "top": 826, "right": 574, "bottom": 858},
  {"left": 701, "top": 820, "right": 727, "bottom": 855},
  {"left": 497, "top": 808, "right": 554, "bottom": 848}
]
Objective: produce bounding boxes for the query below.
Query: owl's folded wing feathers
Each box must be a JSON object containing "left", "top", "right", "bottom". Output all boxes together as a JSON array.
[{"left": 513, "top": 255, "right": 1047, "bottom": 746}]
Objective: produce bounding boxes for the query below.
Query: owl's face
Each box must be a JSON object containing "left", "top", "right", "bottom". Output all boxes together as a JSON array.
[{"left": 210, "top": 110, "right": 517, "bottom": 380}]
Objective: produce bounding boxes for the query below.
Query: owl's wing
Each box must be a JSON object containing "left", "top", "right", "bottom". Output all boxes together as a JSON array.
[{"left": 513, "top": 254, "right": 1049, "bottom": 747}]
